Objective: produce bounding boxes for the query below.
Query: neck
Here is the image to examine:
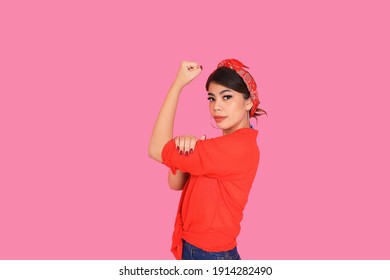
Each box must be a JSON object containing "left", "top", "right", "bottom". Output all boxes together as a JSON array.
[{"left": 222, "top": 119, "right": 251, "bottom": 136}]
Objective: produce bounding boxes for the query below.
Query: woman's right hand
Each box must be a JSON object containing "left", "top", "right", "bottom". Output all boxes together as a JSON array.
[
  {"left": 174, "top": 135, "right": 206, "bottom": 156},
  {"left": 173, "top": 61, "right": 203, "bottom": 88}
]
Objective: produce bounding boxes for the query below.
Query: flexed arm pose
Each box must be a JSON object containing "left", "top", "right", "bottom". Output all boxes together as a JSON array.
[
  {"left": 148, "top": 58, "right": 264, "bottom": 260},
  {"left": 148, "top": 61, "right": 203, "bottom": 190}
]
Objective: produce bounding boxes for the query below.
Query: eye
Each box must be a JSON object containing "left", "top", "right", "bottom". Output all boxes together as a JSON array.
[
  {"left": 207, "top": 97, "right": 215, "bottom": 102},
  {"left": 223, "top": 95, "right": 232, "bottom": 100}
]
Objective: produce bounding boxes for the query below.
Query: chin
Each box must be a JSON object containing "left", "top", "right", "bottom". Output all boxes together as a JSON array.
[
  {"left": 216, "top": 123, "right": 228, "bottom": 129},
  {"left": 217, "top": 123, "right": 234, "bottom": 131}
]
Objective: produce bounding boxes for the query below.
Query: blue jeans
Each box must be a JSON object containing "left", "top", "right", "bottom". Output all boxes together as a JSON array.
[{"left": 182, "top": 239, "right": 241, "bottom": 260}]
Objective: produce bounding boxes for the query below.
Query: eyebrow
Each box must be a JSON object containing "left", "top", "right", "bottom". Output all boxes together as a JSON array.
[{"left": 207, "top": 89, "right": 233, "bottom": 96}]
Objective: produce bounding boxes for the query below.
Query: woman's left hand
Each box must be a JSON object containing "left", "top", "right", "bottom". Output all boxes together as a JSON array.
[{"left": 174, "top": 135, "right": 206, "bottom": 156}]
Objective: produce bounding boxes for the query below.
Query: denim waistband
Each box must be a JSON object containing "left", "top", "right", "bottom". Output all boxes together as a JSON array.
[{"left": 182, "top": 239, "right": 241, "bottom": 260}]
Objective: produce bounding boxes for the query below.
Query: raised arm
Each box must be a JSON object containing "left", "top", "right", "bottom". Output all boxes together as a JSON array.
[
  {"left": 148, "top": 61, "right": 202, "bottom": 162},
  {"left": 147, "top": 81, "right": 184, "bottom": 162}
]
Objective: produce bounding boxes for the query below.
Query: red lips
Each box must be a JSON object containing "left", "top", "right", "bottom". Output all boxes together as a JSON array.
[{"left": 214, "top": 116, "right": 226, "bottom": 122}]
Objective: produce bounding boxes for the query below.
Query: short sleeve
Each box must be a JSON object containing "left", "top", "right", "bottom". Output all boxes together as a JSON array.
[{"left": 161, "top": 131, "right": 259, "bottom": 180}]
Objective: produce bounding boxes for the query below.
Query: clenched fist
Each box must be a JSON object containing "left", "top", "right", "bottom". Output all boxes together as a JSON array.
[{"left": 174, "top": 61, "right": 203, "bottom": 88}]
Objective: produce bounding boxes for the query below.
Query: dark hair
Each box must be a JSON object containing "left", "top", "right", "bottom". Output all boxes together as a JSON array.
[{"left": 205, "top": 67, "right": 267, "bottom": 118}]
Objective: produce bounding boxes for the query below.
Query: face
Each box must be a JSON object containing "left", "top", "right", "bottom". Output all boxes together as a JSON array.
[{"left": 207, "top": 82, "right": 253, "bottom": 135}]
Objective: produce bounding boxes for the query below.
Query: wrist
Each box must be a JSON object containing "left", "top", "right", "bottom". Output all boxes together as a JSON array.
[{"left": 171, "top": 80, "right": 186, "bottom": 91}]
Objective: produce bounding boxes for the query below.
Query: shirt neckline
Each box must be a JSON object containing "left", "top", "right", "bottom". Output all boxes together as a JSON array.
[{"left": 215, "top": 127, "right": 258, "bottom": 139}]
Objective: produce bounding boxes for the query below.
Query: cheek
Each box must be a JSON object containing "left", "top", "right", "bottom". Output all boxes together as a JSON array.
[
  {"left": 231, "top": 102, "right": 247, "bottom": 118},
  {"left": 231, "top": 100, "right": 244, "bottom": 111}
]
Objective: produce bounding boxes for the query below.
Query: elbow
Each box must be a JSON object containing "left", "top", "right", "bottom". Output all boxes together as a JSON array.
[
  {"left": 167, "top": 170, "right": 188, "bottom": 191},
  {"left": 148, "top": 146, "right": 162, "bottom": 162},
  {"left": 168, "top": 183, "right": 184, "bottom": 191},
  {"left": 147, "top": 149, "right": 155, "bottom": 160},
  {"left": 149, "top": 138, "right": 172, "bottom": 162}
]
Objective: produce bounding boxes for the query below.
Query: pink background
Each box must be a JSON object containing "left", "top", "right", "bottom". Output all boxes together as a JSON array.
[{"left": 1, "top": 0, "right": 389, "bottom": 259}]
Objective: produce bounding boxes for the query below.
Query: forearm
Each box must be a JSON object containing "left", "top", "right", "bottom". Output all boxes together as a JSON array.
[
  {"left": 168, "top": 170, "right": 189, "bottom": 191},
  {"left": 148, "top": 81, "right": 184, "bottom": 162}
]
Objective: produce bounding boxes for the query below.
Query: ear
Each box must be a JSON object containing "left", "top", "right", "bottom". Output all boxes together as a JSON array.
[{"left": 245, "top": 98, "right": 253, "bottom": 111}]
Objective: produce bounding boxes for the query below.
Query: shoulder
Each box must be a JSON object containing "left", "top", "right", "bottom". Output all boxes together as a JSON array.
[
  {"left": 211, "top": 128, "right": 257, "bottom": 146},
  {"left": 197, "top": 128, "right": 258, "bottom": 156},
  {"left": 206, "top": 128, "right": 257, "bottom": 140}
]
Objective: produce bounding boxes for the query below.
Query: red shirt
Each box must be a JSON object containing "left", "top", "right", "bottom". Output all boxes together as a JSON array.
[{"left": 162, "top": 128, "right": 260, "bottom": 259}]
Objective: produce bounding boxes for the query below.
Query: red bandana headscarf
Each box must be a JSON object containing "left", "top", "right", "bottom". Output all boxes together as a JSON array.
[{"left": 216, "top": 58, "right": 260, "bottom": 118}]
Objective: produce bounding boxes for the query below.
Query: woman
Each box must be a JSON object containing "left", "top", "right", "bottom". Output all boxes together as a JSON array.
[{"left": 148, "top": 58, "right": 266, "bottom": 260}]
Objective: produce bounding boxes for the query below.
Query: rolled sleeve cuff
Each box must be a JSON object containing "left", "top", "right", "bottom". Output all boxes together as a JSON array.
[{"left": 161, "top": 139, "right": 178, "bottom": 175}]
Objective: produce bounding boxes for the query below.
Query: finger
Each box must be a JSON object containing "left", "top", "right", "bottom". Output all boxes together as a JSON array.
[
  {"left": 186, "top": 62, "right": 202, "bottom": 71},
  {"left": 184, "top": 136, "right": 192, "bottom": 156},
  {"left": 189, "top": 64, "right": 202, "bottom": 69},
  {"left": 188, "top": 137, "right": 196, "bottom": 154},
  {"left": 176, "top": 137, "right": 184, "bottom": 155},
  {"left": 179, "top": 137, "right": 186, "bottom": 155},
  {"left": 190, "top": 65, "right": 202, "bottom": 71},
  {"left": 199, "top": 135, "right": 206, "bottom": 141},
  {"left": 188, "top": 136, "right": 196, "bottom": 154},
  {"left": 175, "top": 137, "right": 180, "bottom": 151},
  {"left": 188, "top": 67, "right": 203, "bottom": 81},
  {"left": 184, "top": 60, "right": 199, "bottom": 66}
]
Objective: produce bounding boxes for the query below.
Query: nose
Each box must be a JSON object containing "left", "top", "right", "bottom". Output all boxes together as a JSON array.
[{"left": 213, "top": 100, "right": 222, "bottom": 112}]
